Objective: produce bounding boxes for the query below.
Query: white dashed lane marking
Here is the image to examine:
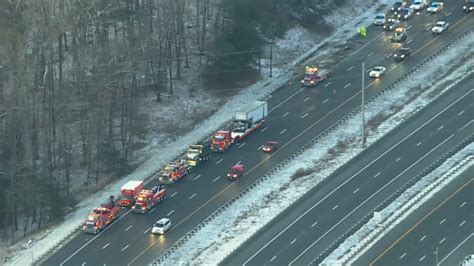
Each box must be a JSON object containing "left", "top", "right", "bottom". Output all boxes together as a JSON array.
[
  {"left": 125, "top": 225, "right": 133, "bottom": 232},
  {"left": 419, "top": 255, "right": 426, "bottom": 262},
  {"left": 347, "top": 66, "right": 354, "bottom": 71},
  {"left": 459, "top": 220, "right": 466, "bottom": 227},
  {"left": 323, "top": 98, "right": 329, "bottom": 104},
  {"left": 311, "top": 221, "right": 318, "bottom": 227},
  {"left": 121, "top": 244, "right": 129, "bottom": 252},
  {"left": 189, "top": 193, "right": 197, "bottom": 200},
  {"left": 344, "top": 83, "right": 351, "bottom": 89},
  {"left": 216, "top": 159, "right": 223, "bottom": 164},
  {"left": 144, "top": 227, "right": 151, "bottom": 234},
  {"left": 419, "top": 235, "right": 426, "bottom": 242},
  {"left": 439, "top": 237, "right": 446, "bottom": 244},
  {"left": 459, "top": 201, "right": 467, "bottom": 208},
  {"left": 282, "top": 111, "right": 289, "bottom": 117},
  {"left": 193, "top": 174, "right": 201, "bottom": 180},
  {"left": 353, "top": 188, "right": 360, "bottom": 194},
  {"left": 238, "top": 143, "right": 246, "bottom": 148},
  {"left": 440, "top": 218, "right": 446, "bottom": 224},
  {"left": 167, "top": 210, "right": 175, "bottom": 216},
  {"left": 280, "top": 129, "right": 287, "bottom": 134},
  {"left": 102, "top": 243, "right": 110, "bottom": 249},
  {"left": 261, "top": 127, "right": 268, "bottom": 132},
  {"left": 301, "top": 113, "right": 309, "bottom": 119},
  {"left": 399, "top": 253, "right": 406, "bottom": 260},
  {"left": 368, "top": 52, "right": 374, "bottom": 57},
  {"left": 324, "top": 81, "right": 332, "bottom": 87},
  {"left": 304, "top": 97, "right": 310, "bottom": 102},
  {"left": 458, "top": 110, "right": 465, "bottom": 116},
  {"left": 257, "top": 145, "right": 264, "bottom": 150},
  {"left": 396, "top": 157, "right": 401, "bottom": 162},
  {"left": 374, "top": 172, "right": 381, "bottom": 178},
  {"left": 291, "top": 238, "right": 297, "bottom": 244},
  {"left": 212, "top": 176, "right": 221, "bottom": 182},
  {"left": 171, "top": 192, "right": 178, "bottom": 198},
  {"left": 270, "top": 256, "right": 276, "bottom": 262},
  {"left": 332, "top": 205, "right": 338, "bottom": 210},
  {"left": 417, "top": 142, "right": 422, "bottom": 146},
  {"left": 438, "top": 125, "right": 444, "bottom": 131}
]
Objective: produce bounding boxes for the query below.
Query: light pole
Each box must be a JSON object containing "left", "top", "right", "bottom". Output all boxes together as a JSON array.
[
  {"left": 361, "top": 62, "right": 366, "bottom": 148},
  {"left": 435, "top": 246, "right": 439, "bottom": 266},
  {"left": 269, "top": 43, "right": 273, "bottom": 77}
]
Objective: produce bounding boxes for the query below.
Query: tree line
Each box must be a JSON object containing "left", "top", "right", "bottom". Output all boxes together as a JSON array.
[{"left": 0, "top": 0, "right": 290, "bottom": 243}]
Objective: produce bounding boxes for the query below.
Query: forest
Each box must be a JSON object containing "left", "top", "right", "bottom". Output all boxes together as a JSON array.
[{"left": 0, "top": 0, "right": 303, "bottom": 243}]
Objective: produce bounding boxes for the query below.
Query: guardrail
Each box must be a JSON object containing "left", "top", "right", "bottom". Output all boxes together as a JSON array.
[
  {"left": 151, "top": 27, "right": 473, "bottom": 265},
  {"left": 312, "top": 134, "right": 474, "bottom": 266}
]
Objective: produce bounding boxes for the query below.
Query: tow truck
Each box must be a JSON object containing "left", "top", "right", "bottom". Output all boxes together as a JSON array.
[
  {"left": 300, "top": 65, "right": 330, "bottom": 87},
  {"left": 391, "top": 27, "right": 407, "bottom": 42},
  {"left": 211, "top": 130, "right": 232, "bottom": 153},
  {"left": 131, "top": 185, "right": 167, "bottom": 214},
  {"left": 82, "top": 196, "right": 120, "bottom": 234},
  {"left": 159, "top": 160, "right": 192, "bottom": 184}
]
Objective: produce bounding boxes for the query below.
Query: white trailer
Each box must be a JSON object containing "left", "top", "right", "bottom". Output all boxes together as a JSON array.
[{"left": 231, "top": 101, "right": 268, "bottom": 141}]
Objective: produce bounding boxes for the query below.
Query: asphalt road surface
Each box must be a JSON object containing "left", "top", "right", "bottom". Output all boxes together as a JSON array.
[
  {"left": 354, "top": 168, "right": 473, "bottom": 266},
  {"left": 43, "top": 4, "right": 474, "bottom": 266},
  {"left": 222, "top": 75, "right": 473, "bottom": 266}
]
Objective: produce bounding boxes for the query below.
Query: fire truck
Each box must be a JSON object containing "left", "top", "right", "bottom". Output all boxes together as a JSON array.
[
  {"left": 300, "top": 65, "right": 330, "bottom": 87},
  {"left": 118, "top": 180, "right": 144, "bottom": 208},
  {"left": 159, "top": 160, "right": 192, "bottom": 184},
  {"left": 82, "top": 196, "right": 120, "bottom": 234},
  {"left": 211, "top": 130, "right": 232, "bottom": 153},
  {"left": 131, "top": 185, "right": 167, "bottom": 214}
]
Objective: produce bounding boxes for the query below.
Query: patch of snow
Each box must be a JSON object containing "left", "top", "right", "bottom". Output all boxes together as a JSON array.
[
  {"left": 328, "top": 146, "right": 473, "bottom": 265},
  {"left": 157, "top": 33, "right": 474, "bottom": 265}
]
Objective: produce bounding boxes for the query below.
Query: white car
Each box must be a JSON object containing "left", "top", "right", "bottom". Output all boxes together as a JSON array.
[
  {"left": 151, "top": 218, "right": 171, "bottom": 234},
  {"left": 427, "top": 2, "right": 444, "bottom": 13},
  {"left": 432, "top": 21, "right": 449, "bottom": 34},
  {"left": 369, "top": 66, "right": 386, "bottom": 78},
  {"left": 410, "top": 0, "right": 426, "bottom": 11},
  {"left": 374, "top": 14, "right": 386, "bottom": 26}
]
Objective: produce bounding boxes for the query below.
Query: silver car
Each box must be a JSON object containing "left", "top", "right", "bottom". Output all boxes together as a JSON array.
[{"left": 152, "top": 218, "right": 171, "bottom": 234}]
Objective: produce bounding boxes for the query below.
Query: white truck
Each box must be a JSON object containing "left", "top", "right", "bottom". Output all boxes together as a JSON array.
[{"left": 231, "top": 101, "right": 268, "bottom": 142}]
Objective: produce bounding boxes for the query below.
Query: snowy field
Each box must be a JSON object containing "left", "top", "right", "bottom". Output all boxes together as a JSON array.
[{"left": 157, "top": 34, "right": 474, "bottom": 265}]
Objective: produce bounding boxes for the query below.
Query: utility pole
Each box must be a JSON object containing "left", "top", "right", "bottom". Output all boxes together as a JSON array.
[
  {"left": 269, "top": 43, "right": 273, "bottom": 77},
  {"left": 435, "top": 246, "right": 439, "bottom": 266},
  {"left": 361, "top": 62, "right": 366, "bottom": 148}
]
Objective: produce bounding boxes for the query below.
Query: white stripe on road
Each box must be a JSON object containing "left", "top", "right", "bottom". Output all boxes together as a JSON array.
[
  {"left": 167, "top": 210, "right": 175, "bottom": 216},
  {"left": 171, "top": 192, "right": 177, "bottom": 198},
  {"left": 311, "top": 221, "right": 318, "bottom": 227},
  {"left": 419, "top": 235, "right": 426, "bottom": 242},
  {"left": 367, "top": 52, "right": 374, "bottom": 57},
  {"left": 324, "top": 81, "right": 332, "bottom": 87},
  {"left": 269, "top": 87, "right": 305, "bottom": 112},
  {"left": 353, "top": 188, "right": 360, "bottom": 194},
  {"left": 323, "top": 98, "right": 329, "bottom": 104},
  {"left": 347, "top": 66, "right": 354, "bottom": 71},
  {"left": 304, "top": 97, "right": 311, "bottom": 102},
  {"left": 407, "top": 25, "right": 413, "bottom": 30},
  {"left": 280, "top": 129, "right": 287, "bottom": 134},
  {"left": 440, "top": 218, "right": 446, "bottom": 224},
  {"left": 238, "top": 143, "right": 246, "bottom": 148},
  {"left": 344, "top": 83, "right": 351, "bottom": 89},
  {"left": 149, "top": 208, "right": 156, "bottom": 214},
  {"left": 189, "top": 193, "right": 197, "bottom": 200},
  {"left": 439, "top": 234, "right": 473, "bottom": 264},
  {"left": 81, "top": 262, "right": 86, "bottom": 266},
  {"left": 216, "top": 159, "right": 223, "bottom": 164},
  {"left": 291, "top": 238, "right": 297, "bottom": 244},
  {"left": 439, "top": 237, "right": 446, "bottom": 244},
  {"left": 125, "top": 225, "right": 133, "bottom": 232},
  {"left": 243, "top": 91, "right": 471, "bottom": 266},
  {"left": 396, "top": 157, "right": 401, "bottom": 162},
  {"left": 257, "top": 145, "right": 264, "bottom": 150},
  {"left": 438, "top": 125, "right": 444, "bottom": 131},
  {"left": 459, "top": 220, "right": 466, "bottom": 227},
  {"left": 193, "top": 174, "right": 201, "bottom": 180},
  {"left": 459, "top": 201, "right": 467, "bottom": 208},
  {"left": 144, "top": 227, "right": 151, "bottom": 234},
  {"left": 407, "top": 39, "right": 412, "bottom": 44},
  {"left": 121, "top": 244, "right": 129, "bottom": 252},
  {"left": 261, "top": 127, "right": 268, "bottom": 132},
  {"left": 399, "top": 253, "right": 406, "bottom": 260},
  {"left": 458, "top": 110, "right": 465, "bottom": 116},
  {"left": 417, "top": 142, "right": 422, "bottom": 146},
  {"left": 212, "top": 176, "right": 221, "bottom": 182},
  {"left": 419, "top": 255, "right": 426, "bottom": 262},
  {"left": 374, "top": 172, "right": 381, "bottom": 178},
  {"left": 301, "top": 113, "right": 309, "bottom": 119},
  {"left": 102, "top": 243, "right": 110, "bottom": 249},
  {"left": 332, "top": 205, "right": 338, "bottom": 210},
  {"left": 237, "top": 161, "right": 242, "bottom": 165},
  {"left": 460, "top": 120, "right": 473, "bottom": 132},
  {"left": 282, "top": 111, "right": 289, "bottom": 117},
  {"left": 270, "top": 256, "right": 277, "bottom": 262}
]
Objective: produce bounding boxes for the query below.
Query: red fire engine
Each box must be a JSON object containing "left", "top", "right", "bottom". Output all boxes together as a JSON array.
[
  {"left": 211, "top": 130, "right": 232, "bottom": 152},
  {"left": 131, "top": 185, "right": 167, "bottom": 214}
]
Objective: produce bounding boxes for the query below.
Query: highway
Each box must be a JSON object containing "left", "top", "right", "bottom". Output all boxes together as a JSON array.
[
  {"left": 354, "top": 168, "right": 472, "bottom": 266},
  {"left": 43, "top": 4, "right": 474, "bottom": 266},
  {"left": 221, "top": 73, "right": 474, "bottom": 265}
]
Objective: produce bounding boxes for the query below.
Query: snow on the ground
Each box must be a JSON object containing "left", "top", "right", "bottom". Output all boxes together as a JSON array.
[
  {"left": 159, "top": 33, "right": 474, "bottom": 265},
  {"left": 4, "top": 0, "right": 391, "bottom": 265},
  {"left": 326, "top": 145, "right": 473, "bottom": 265}
]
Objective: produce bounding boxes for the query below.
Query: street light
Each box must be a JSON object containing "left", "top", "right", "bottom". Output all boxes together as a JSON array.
[
  {"left": 435, "top": 246, "right": 439, "bottom": 266},
  {"left": 361, "top": 62, "right": 366, "bottom": 148}
]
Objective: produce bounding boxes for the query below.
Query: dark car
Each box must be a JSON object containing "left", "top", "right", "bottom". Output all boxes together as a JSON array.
[
  {"left": 394, "top": 47, "right": 411, "bottom": 61},
  {"left": 397, "top": 7, "right": 413, "bottom": 20},
  {"left": 463, "top": 0, "right": 474, "bottom": 12},
  {"left": 392, "top": 1, "right": 406, "bottom": 13},
  {"left": 262, "top": 141, "right": 278, "bottom": 153},
  {"left": 227, "top": 164, "right": 244, "bottom": 180},
  {"left": 383, "top": 19, "right": 400, "bottom": 31}
]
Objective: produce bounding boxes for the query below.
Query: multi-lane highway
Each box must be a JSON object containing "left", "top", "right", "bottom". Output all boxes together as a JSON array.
[
  {"left": 43, "top": 3, "right": 473, "bottom": 266},
  {"left": 354, "top": 168, "right": 472, "bottom": 266},
  {"left": 222, "top": 73, "right": 473, "bottom": 265}
]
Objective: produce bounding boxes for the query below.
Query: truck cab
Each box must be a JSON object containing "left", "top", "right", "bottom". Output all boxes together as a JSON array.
[
  {"left": 211, "top": 131, "right": 232, "bottom": 152},
  {"left": 186, "top": 143, "right": 211, "bottom": 166},
  {"left": 227, "top": 164, "right": 244, "bottom": 180}
]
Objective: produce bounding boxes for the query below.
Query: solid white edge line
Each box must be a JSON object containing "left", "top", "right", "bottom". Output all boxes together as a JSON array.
[{"left": 439, "top": 233, "right": 473, "bottom": 264}]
